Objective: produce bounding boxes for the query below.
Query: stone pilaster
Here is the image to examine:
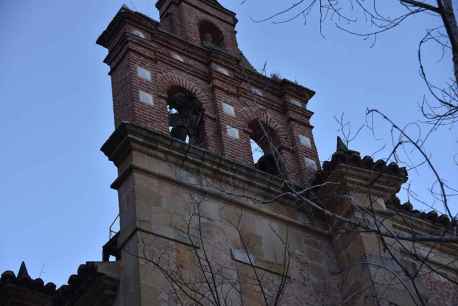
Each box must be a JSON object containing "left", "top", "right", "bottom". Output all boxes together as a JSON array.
[{"left": 317, "top": 147, "right": 409, "bottom": 306}]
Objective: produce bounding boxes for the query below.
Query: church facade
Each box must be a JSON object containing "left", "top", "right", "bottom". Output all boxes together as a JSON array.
[{"left": 1, "top": 1, "right": 457, "bottom": 306}]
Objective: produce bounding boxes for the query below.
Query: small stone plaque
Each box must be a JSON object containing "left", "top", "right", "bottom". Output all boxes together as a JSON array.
[
  {"left": 222, "top": 102, "right": 235, "bottom": 117},
  {"left": 139, "top": 90, "right": 153, "bottom": 105},
  {"left": 298, "top": 135, "right": 312, "bottom": 148},
  {"left": 136, "top": 66, "right": 151, "bottom": 81},
  {"left": 226, "top": 126, "right": 239, "bottom": 139}
]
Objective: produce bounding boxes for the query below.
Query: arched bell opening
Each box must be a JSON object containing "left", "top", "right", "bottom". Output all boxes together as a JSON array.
[
  {"left": 198, "top": 20, "right": 225, "bottom": 49},
  {"left": 167, "top": 87, "right": 205, "bottom": 146},
  {"left": 248, "top": 120, "right": 284, "bottom": 176}
]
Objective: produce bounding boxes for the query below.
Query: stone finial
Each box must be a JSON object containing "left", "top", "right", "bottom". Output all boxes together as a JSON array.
[
  {"left": 317, "top": 138, "right": 408, "bottom": 201},
  {"left": 336, "top": 136, "right": 348, "bottom": 153},
  {"left": 17, "top": 261, "right": 31, "bottom": 280},
  {"left": 337, "top": 136, "right": 360, "bottom": 156}
]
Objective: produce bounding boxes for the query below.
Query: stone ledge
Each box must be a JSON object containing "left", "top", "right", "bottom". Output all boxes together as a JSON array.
[
  {"left": 317, "top": 163, "right": 407, "bottom": 200},
  {"left": 101, "top": 123, "right": 331, "bottom": 237},
  {"left": 102, "top": 122, "right": 285, "bottom": 191}
]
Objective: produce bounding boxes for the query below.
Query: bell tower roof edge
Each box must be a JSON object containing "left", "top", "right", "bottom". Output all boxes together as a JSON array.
[{"left": 155, "top": 0, "right": 235, "bottom": 14}]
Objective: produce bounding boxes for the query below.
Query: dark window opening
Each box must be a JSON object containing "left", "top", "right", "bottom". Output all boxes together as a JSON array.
[
  {"left": 167, "top": 87, "right": 204, "bottom": 146},
  {"left": 248, "top": 121, "right": 284, "bottom": 176},
  {"left": 199, "top": 20, "right": 225, "bottom": 49}
]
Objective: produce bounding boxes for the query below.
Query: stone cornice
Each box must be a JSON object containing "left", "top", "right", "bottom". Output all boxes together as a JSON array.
[
  {"left": 96, "top": 7, "right": 159, "bottom": 48},
  {"left": 242, "top": 68, "right": 315, "bottom": 103},
  {"left": 281, "top": 78, "right": 316, "bottom": 103},
  {"left": 101, "top": 123, "right": 331, "bottom": 237},
  {"left": 390, "top": 208, "right": 457, "bottom": 241},
  {"left": 102, "top": 123, "right": 285, "bottom": 190},
  {"left": 318, "top": 162, "right": 406, "bottom": 200},
  {"left": 317, "top": 150, "right": 408, "bottom": 201}
]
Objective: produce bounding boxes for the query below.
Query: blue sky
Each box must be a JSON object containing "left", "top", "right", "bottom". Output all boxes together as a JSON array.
[{"left": 0, "top": 0, "right": 456, "bottom": 286}]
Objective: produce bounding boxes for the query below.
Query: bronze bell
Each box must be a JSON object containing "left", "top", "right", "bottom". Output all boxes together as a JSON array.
[{"left": 171, "top": 125, "right": 188, "bottom": 142}]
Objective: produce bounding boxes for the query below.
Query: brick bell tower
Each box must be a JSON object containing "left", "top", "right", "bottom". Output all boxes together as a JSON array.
[
  {"left": 97, "top": 0, "right": 319, "bottom": 182},
  {"left": 97, "top": 1, "right": 332, "bottom": 306}
]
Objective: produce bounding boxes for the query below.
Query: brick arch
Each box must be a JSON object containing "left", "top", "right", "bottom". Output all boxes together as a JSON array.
[
  {"left": 240, "top": 106, "right": 289, "bottom": 145},
  {"left": 198, "top": 18, "right": 225, "bottom": 48},
  {"left": 156, "top": 72, "right": 210, "bottom": 107}
]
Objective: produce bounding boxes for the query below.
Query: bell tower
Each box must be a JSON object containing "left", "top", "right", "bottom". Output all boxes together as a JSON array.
[
  {"left": 97, "top": 0, "right": 320, "bottom": 183},
  {"left": 97, "top": 1, "right": 333, "bottom": 306}
]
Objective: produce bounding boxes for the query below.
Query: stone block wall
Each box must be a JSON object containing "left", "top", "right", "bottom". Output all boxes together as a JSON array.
[{"left": 102, "top": 124, "right": 343, "bottom": 306}]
